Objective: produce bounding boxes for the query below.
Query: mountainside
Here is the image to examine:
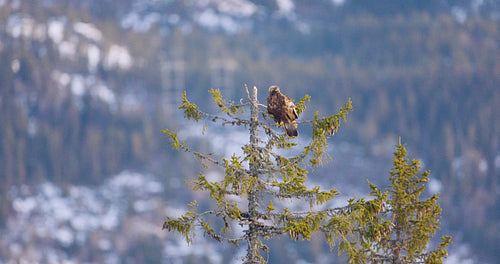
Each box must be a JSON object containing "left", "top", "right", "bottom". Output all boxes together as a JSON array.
[{"left": 1, "top": 0, "right": 499, "bottom": 263}]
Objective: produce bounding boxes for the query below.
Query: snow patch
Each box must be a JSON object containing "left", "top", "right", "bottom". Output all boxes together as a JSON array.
[
  {"left": 105, "top": 45, "right": 133, "bottom": 70},
  {"left": 98, "top": 239, "right": 113, "bottom": 251},
  {"left": 11, "top": 59, "right": 20, "bottom": 73},
  {"left": 12, "top": 197, "right": 37, "bottom": 214},
  {"left": 165, "top": 206, "right": 188, "bottom": 218},
  {"left": 428, "top": 177, "right": 442, "bottom": 194},
  {"left": 195, "top": 9, "right": 239, "bottom": 34},
  {"left": 478, "top": 159, "right": 488, "bottom": 173},
  {"left": 40, "top": 182, "right": 61, "bottom": 198},
  {"left": 87, "top": 44, "right": 101, "bottom": 72},
  {"left": 64, "top": 73, "right": 117, "bottom": 106},
  {"left": 59, "top": 40, "right": 77, "bottom": 59},
  {"left": 179, "top": 123, "right": 247, "bottom": 158},
  {"left": 73, "top": 22, "right": 103, "bottom": 42},
  {"left": 27, "top": 117, "right": 37, "bottom": 136},
  {"left": 213, "top": 0, "right": 258, "bottom": 17},
  {"left": 164, "top": 237, "right": 222, "bottom": 262},
  {"left": 49, "top": 196, "right": 73, "bottom": 222},
  {"left": 48, "top": 18, "right": 66, "bottom": 43},
  {"left": 71, "top": 75, "right": 86, "bottom": 96},
  {"left": 451, "top": 6, "right": 467, "bottom": 24},
  {"left": 101, "top": 207, "right": 119, "bottom": 230},
  {"left": 121, "top": 12, "right": 161, "bottom": 32},
  {"left": 6, "top": 14, "right": 35, "bottom": 39},
  {"left": 55, "top": 227, "right": 74, "bottom": 246},
  {"left": 276, "top": 0, "right": 295, "bottom": 14},
  {"left": 71, "top": 214, "right": 97, "bottom": 232},
  {"left": 445, "top": 244, "right": 475, "bottom": 264},
  {"left": 5, "top": 170, "right": 165, "bottom": 260},
  {"left": 108, "top": 171, "right": 148, "bottom": 189},
  {"left": 93, "top": 83, "right": 116, "bottom": 105},
  {"left": 52, "top": 70, "right": 71, "bottom": 87}
]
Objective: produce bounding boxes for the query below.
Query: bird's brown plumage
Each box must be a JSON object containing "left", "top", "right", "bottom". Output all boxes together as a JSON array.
[{"left": 267, "top": 86, "right": 298, "bottom": 137}]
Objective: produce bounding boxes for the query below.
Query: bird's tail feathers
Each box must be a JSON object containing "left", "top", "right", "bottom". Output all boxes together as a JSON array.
[{"left": 284, "top": 123, "right": 298, "bottom": 137}]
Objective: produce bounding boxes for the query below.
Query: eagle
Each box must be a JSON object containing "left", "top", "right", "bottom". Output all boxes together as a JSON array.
[{"left": 267, "top": 86, "right": 299, "bottom": 137}]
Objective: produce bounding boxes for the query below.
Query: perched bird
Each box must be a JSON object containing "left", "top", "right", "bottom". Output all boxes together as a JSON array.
[{"left": 267, "top": 86, "right": 298, "bottom": 137}]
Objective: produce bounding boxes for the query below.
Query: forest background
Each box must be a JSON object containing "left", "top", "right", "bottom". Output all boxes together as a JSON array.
[{"left": 0, "top": 0, "right": 498, "bottom": 263}]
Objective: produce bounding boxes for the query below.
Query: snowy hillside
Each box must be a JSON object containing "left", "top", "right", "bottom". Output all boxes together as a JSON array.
[{"left": 0, "top": 0, "right": 499, "bottom": 263}]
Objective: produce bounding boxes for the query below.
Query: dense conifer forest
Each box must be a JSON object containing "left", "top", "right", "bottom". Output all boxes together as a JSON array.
[{"left": 0, "top": 0, "right": 498, "bottom": 262}]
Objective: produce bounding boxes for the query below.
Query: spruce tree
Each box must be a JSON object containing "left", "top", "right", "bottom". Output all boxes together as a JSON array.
[
  {"left": 339, "top": 139, "right": 452, "bottom": 264},
  {"left": 162, "top": 86, "right": 450, "bottom": 263}
]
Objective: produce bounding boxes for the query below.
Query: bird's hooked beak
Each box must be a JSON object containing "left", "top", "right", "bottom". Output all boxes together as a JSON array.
[{"left": 269, "top": 85, "right": 280, "bottom": 93}]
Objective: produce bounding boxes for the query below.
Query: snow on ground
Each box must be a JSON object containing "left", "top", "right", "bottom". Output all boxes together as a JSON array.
[
  {"left": 445, "top": 243, "right": 476, "bottom": 264},
  {"left": 2, "top": 169, "right": 230, "bottom": 263},
  {"left": 2, "top": 171, "right": 193, "bottom": 263},
  {"left": 121, "top": 12, "right": 161, "bottom": 32},
  {"left": 73, "top": 22, "right": 103, "bottom": 42},
  {"left": 276, "top": 0, "right": 295, "bottom": 14},
  {"left": 59, "top": 39, "right": 77, "bottom": 59},
  {"left": 10, "top": 59, "right": 20, "bottom": 73},
  {"left": 5, "top": 14, "right": 46, "bottom": 41},
  {"left": 105, "top": 44, "right": 133, "bottom": 70},
  {"left": 2, "top": 139, "right": 481, "bottom": 263},
  {"left": 452, "top": 6, "right": 468, "bottom": 24},
  {"left": 122, "top": 0, "right": 257, "bottom": 33},
  {"left": 164, "top": 237, "right": 223, "bottom": 264},
  {"left": 5, "top": 13, "right": 133, "bottom": 74},
  {"left": 92, "top": 82, "right": 116, "bottom": 105},
  {"left": 205, "top": 0, "right": 258, "bottom": 17},
  {"left": 195, "top": 9, "right": 240, "bottom": 34},
  {"left": 428, "top": 177, "right": 443, "bottom": 193},
  {"left": 87, "top": 44, "right": 101, "bottom": 72},
  {"left": 48, "top": 18, "right": 66, "bottom": 44},
  {"left": 51, "top": 71, "right": 117, "bottom": 106},
  {"left": 6, "top": 14, "right": 34, "bottom": 39},
  {"left": 70, "top": 74, "right": 86, "bottom": 96}
]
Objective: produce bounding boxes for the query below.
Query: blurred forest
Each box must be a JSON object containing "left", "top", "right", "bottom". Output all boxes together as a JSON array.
[{"left": 0, "top": 0, "right": 499, "bottom": 262}]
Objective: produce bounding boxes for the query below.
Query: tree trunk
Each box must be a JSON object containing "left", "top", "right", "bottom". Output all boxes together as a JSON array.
[{"left": 246, "top": 86, "right": 261, "bottom": 263}]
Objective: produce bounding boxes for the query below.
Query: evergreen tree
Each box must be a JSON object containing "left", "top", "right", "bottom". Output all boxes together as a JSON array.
[
  {"left": 333, "top": 139, "right": 452, "bottom": 263},
  {"left": 162, "top": 86, "right": 450, "bottom": 263}
]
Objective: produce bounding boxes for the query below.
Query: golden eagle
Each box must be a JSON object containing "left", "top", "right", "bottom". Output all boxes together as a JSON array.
[{"left": 267, "top": 86, "right": 298, "bottom": 137}]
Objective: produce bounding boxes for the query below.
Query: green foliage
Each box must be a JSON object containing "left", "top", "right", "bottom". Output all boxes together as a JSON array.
[
  {"left": 331, "top": 140, "right": 452, "bottom": 264},
  {"left": 295, "top": 94, "right": 311, "bottom": 116},
  {"left": 265, "top": 200, "right": 275, "bottom": 213},
  {"left": 162, "top": 201, "right": 199, "bottom": 244},
  {"left": 307, "top": 98, "right": 353, "bottom": 166},
  {"left": 381, "top": 141, "right": 451, "bottom": 264},
  {"left": 161, "top": 128, "right": 181, "bottom": 150},
  {"left": 1, "top": 4, "right": 493, "bottom": 259},
  {"left": 163, "top": 87, "right": 356, "bottom": 262},
  {"left": 162, "top": 88, "right": 450, "bottom": 264},
  {"left": 283, "top": 212, "right": 326, "bottom": 241},
  {"left": 209, "top": 88, "right": 245, "bottom": 115},
  {"left": 178, "top": 91, "right": 203, "bottom": 122}
]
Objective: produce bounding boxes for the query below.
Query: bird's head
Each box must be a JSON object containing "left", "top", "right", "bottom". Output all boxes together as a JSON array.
[{"left": 269, "top": 85, "right": 280, "bottom": 94}]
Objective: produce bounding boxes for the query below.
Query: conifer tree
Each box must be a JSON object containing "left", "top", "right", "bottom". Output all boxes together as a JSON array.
[
  {"left": 338, "top": 139, "right": 452, "bottom": 264},
  {"left": 162, "top": 86, "right": 450, "bottom": 263}
]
